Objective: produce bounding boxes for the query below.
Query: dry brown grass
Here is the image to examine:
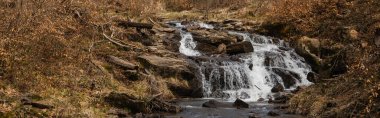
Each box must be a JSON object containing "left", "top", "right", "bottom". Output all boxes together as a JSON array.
[
  {"left": 0, "top": 0, "right": 152, "bottom": 117},
  {"left": 266, "top": 0, "right": 380, "bottom": 40},
  {"left": 1, "top": 0, "right": 256, "bottom": 116},
  {"left": 265, "top": 0, "right": 380, "bottom": 117}
]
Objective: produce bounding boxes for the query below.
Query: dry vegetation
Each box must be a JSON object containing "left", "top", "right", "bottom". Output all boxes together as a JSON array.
[
  {"left": 265, "top": 0, "right": 380, "bottom": 117},
  {"left": 0, "top": 0, "right": 254, "bottom": 117}
]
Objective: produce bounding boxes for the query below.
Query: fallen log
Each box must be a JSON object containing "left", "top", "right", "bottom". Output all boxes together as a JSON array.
[
  {"left": 21, "top": 98, "right": 54, "bottom": 109},
  {"left": 107, "top": 55, "right": 138, "bottom": 70},
  {"left": 117, "top": 20, "right": 154, "bottom": 29}
]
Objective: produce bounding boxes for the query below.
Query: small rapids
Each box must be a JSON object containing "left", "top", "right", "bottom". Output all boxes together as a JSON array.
[{"left": 171, "top": 22, "right": 312, "bottom": 102}]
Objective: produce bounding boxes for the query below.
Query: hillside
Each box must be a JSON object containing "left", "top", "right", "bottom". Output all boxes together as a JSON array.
[{"left": 0, "top": 0, "right": 379, "bottom": 117}]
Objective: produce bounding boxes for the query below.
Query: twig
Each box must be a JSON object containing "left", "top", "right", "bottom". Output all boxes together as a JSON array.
[
  {"left": 254, "top": 85, "right": 262, "bottom": 90},
  {"left": 102, "top": 33, "right": 130, "bottom": 50},
  {"left": 148, "top": 17, "right": 158, "bottom": 26}
]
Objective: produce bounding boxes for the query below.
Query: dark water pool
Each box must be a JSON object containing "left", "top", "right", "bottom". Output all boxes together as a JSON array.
[{"left": 164, "top": 98, "right": 303, "bottom": 118}]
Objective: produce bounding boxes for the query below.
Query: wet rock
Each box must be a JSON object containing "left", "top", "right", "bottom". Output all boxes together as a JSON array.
[
  {"left": 233, "top": 99, "right": 249, "bottom": 108},
  {"left": 181, "top": 21, "right": 191, "bottom": 26},
  {"left": 195, "top": 43, "right": 218, "bottom": 54},
  {"left": 226, "top": 41, "right": 254, "bottom": 55},
  {"left": 306, "top": 72, "right": 317, "bottom": 83},
  {"left": 272, "top": 68, "right": 300, "bottom": 88},
  {"left": 235, "top": 34, "right": 245, "bottom": 42},
  {"left": 264, "top": 51, "right": 287, "bottom": 67},
  {"left": 267, "top": 111, "right": 280, "bottom": 116},
  {"left": 271, "top": 84, "right": 284, "bottom": 93},
  {"left": 202, "top": 100, "right": 223, "bottom": 108},
  {"left": 163, "top": 31, "right": 181, "bottom": 52},
  {"left": 187, "top": 25, "right": 201, "bottom": 30},
  {"left": 209, "top": 89, "right": 231, "bottom": 98},
  {"left": 190, "top": 29, "right": 236, "bottom": 46},
  {"left": 248, "top": 64, "right": 253, "bottom": 70},
  {"left": 240, "top": 92, "right": 250, "bottom": 99},
  {"left": 257, "top": 98, "right": 265, "bottom": 102}
]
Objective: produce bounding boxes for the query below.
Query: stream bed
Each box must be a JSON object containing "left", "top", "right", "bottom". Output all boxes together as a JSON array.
[
  {"left": 164, "top": 99, "right": 302, "bottom": 118},
  {"left": 162, "top": 21, "right": 311, "bottom": 118}
]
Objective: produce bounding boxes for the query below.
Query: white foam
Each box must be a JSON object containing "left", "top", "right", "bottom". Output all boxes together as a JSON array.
[{"left": 179, "top": 32, "right": 201, "bottom": 56}]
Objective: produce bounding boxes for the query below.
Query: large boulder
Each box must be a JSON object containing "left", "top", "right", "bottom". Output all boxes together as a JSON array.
[
  {"left": 195, "top": 43, "right": 227, "bottom": 55},
  {"left": 294, "top": 36, "right": 322, "bottom": 72},
  {"left": 137, "top": 55, "right": 202, "bottom": 97},
  {"left": 138, "top": 55, "right": 192, "bottom": 79},
  {"left": 306, "top": 72, "right": 318, "bottom": 83},
  {"left": 163, "top": 31, "right": 181, "bottom": 52},
  {"left": 190, "top": 29, "right": 237, "bottom": 46},
  {"left": 233, "top": 99, "right": 249, "bottom": 108},
  {"left": 202, "top": 100, "right": 221, "bottom": 108},
  {"left": 202, "top": 100, "right": 231, "bottom": 108},
  {"left": 272, "top": 68, "right": 300, "bottom": 88},
  {"left": 194, "top": 42, "right": 218, "bottom": 54},
  {"left": 226, "top": 41, "right": 254, "bottom": 55}
]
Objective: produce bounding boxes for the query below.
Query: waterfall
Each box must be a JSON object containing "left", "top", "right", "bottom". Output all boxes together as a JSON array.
[{"left": 171, "top": 22, "right": 312, "bottom": 101}]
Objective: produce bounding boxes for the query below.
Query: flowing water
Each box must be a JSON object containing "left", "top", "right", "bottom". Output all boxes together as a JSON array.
[
  {"left": 171, "top": 22, "right": 312, "bottom": 102},
  {"left": 167, "top": 21, "right": 311, "bottom": 117}
]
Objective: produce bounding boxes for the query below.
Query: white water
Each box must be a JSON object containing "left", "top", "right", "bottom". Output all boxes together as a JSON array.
[
  {"left": 172, "top": 22, "right": 312, "bottom": 102},
  {"left": 179, "top": 32, "right": 202, "bottom": 56},
  {"left": 172, "top": 22, "right": 202, "bottom": 56}
]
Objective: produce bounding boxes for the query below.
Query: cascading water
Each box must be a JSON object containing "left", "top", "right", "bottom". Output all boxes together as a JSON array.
[
  {"left": 171, "top": 22, "right": 312, "bottom": 101},
  {"left": 173, "top": 22, "right": 202, "bottom": 56}
]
